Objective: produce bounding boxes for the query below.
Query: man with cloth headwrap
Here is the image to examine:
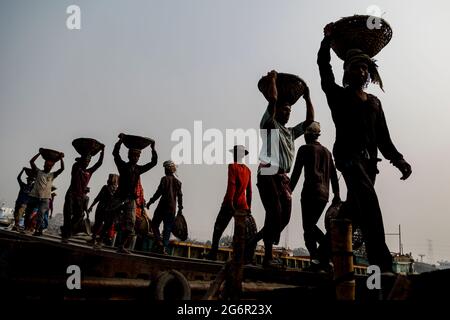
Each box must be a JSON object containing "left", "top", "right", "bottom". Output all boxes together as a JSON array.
[
  {"left": 62, "top": 147, "right": 104, "bottom": 241},
  {"left": 317, "top": 24, "right": 412, "bottom": 272},
  {"left": 147, "top": 160, "right": 183, "bottom": 254},
  {"left": 113, "top": 134, "right": 158, "bottom": 254}
]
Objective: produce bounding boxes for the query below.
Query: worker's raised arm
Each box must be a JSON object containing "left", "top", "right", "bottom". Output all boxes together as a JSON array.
[{"left": 29, "top": 153, "right": 40, "bottom": 171}]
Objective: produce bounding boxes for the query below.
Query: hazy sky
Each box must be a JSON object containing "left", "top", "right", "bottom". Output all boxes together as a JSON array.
[{"left": 1, "top": 0, "right": 449, "bottom": 264}]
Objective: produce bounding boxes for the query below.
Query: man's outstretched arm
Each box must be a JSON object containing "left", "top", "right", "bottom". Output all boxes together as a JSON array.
[
  {"left": 290, "top": 148, "right": 304, "bottom": 192},
  {"left": 17, "top": 168, "right": 25, "bottom": 186},
  {"left": 330, "top": 158, "right": 341, "bottom": 203},
  {"left": 113, "top": 134, "right": 124, "bottom": 168},
  {"left": 147, "top": 178, "right": 163, "bottom": 208},
  {"left": 376, "top": 106, "right": 412, "bottom": 180},
  {"left": 53, "top": 156, "right": 65, "bottom": 178},
  {"left": 89, "top": 146, "right": 105, "bottom": 174},
  {"left": 303, "top": 85, "right": 314, "bottom": 129},
  {"left": 141, "top": 140, "right": 158, "bottom": 174},
  {"left": 29, "top": 153, "right": 40, "bottom": 172}
]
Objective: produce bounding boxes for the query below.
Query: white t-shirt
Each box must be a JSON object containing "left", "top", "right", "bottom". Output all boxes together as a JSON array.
[
  {"left": 29, "top": 169, "right": 55, "bottom": 199},
  {"left": 259, "top": 107, "right": 304, "bottom": 173}
]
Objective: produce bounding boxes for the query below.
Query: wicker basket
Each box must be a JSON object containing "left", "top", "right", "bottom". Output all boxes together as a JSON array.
[
  {"left": 245, "top": 214, "right": 257, "bottom": 242},
  {"left": 137, "top": 214, "right": 153, "bottom": 236},
  {"left": 328, "top": 15, "right": 392, "bottom": 60},
  {"left": 258, "top": 73, "right": 306, "bottom": 106},
  {"left": 121, "top": 134, "right": 154, "bottom": 150},
  {"left": 39, "top": 148, "right": 63, "bottom": 162},
  {"left": 325, "top": 201, "right": 343, "bottom": 232},
  {"left": 72, "top": 138, "right": 104, "bottom": 157},
  {"left": 172, "top": 214, "right": 188, "bottom": 241}
]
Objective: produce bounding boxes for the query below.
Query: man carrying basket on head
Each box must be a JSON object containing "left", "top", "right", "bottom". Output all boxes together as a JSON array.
[
  {"left": 62, "top": 144, "right": 104, "bottom": 241},
  {"left": 247, "top": 70, "right": 314, "bottom": 268},
  {"left": 25, "top": 150, "right": 64, "bottom": 236},
  {"left": 317, "top": 22, "right": 412, "bottom": 272},
  {"left": 11, "top": 168, "right": 35, "bottom": 231},
  {"left": 113, "top": 133, "right": 158, "bottom": 254}
]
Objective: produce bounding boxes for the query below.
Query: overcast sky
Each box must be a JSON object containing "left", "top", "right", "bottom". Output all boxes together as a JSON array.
[{"left": 1, "top": 0, "right": 449, "bottom": 264}]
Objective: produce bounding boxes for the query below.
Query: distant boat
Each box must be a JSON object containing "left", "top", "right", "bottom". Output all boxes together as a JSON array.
[
  {"left": 0, "top": 206, "right": 14, "bottom": 226},
  {"left": 437, "top": 260, "right": 450, "bottom": 270}
]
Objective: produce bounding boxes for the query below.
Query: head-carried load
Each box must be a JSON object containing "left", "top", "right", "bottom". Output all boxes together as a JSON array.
[
  {"left": 325, "top": 15, "right": 392, "bottom": 90},
  {"left": 258, "top": 72, "right": 307, "bottom": 106},
  {"left": 326, "top": 14, "right": 392, "bottom": 60},
  {"left": 119, "top": 133, "right": 154, "bottom": 152},
  {"left": 72, "top": 138, "right": 104, "bottom": 158},
  {"left": 39, "top": 148, "right": 64, "bottom": 162}
]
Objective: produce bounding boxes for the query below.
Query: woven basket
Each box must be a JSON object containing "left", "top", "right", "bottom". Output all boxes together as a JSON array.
[
  {"left": 172, "top": 214, "right": 188, "bottom": 241},
  {"left": 328, "top": 15, "right": 392, "bottom": 60},
  {"left": 245, "top": 214, "right": 257, "bottom": 241},
  {"left": 72, "top": 138, "right": 104, "bottom": 157},
  {"left": 122, "top": 134, "right": 154, "bottom": 150},
  {"left": 324, "top": 201, "right": 343, "bottom": 232},
  {"left": 137, "top": 214, "right": 153, "bottom": 236},
  {"left": 39, "top": 148, "right": 63, "bottom": 162},
  {"left": 258, "top": 73, "right": 306, "bottom": 106}
]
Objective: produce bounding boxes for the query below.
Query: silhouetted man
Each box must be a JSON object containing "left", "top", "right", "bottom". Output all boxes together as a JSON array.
[
  {"left": 205, "top": 145, "right": 252, "bottom": 261},
  {"left": 62, "top": 147, "right": 104, "bottom": 241},
  {"left": 25, "top": 152, "right": 64, "bottom": 236},
  {"left": 113, "top": 133, "right": 157, "bottom": 253},
  {"left": 317, "top": 25, "right": 412, "bottom": 272},
  {"left": 290, "top": 121, "right": 340, "bottom": 270},
  {"left": 12, "top": 167, "right": 35, "bottom": 231},
  {"left": 248, "top": 70, "right": 314, "bottom": 268},
  {"left": 147, "top": 160, "right": 183, "bottom": 254}
]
